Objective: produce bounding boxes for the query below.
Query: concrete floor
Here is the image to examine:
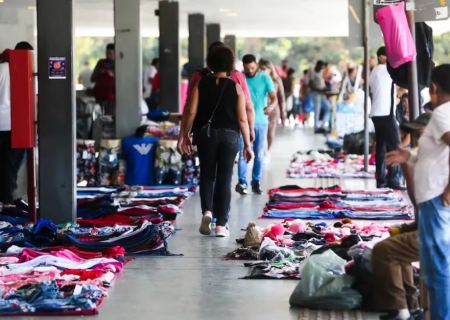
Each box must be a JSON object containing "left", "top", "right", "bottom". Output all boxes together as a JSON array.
[{"left": 9, "top": 126, "right": 396, "bottom": 320}]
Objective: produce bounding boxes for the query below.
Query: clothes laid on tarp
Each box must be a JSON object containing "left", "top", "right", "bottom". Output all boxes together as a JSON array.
[
  {"left": 287, "top": 151, "right": 375, "bottom": 179},
  {"left": 261, "top": 186, "right": 413, "bottom": 220},
  {"left": 0, "top": 244, "right": 127, "bottom": 316}
]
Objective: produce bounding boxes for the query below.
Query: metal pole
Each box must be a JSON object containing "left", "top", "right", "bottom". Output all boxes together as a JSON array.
[
  {"left": 363, "top": 0, "right": 370, "bottom": 172},
  {"left": 406, "top": 0, "right": 420, "bottom": 122}
]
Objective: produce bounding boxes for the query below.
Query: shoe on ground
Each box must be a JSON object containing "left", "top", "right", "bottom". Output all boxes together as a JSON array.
[
  {"left": 199, "top": 212, "right": 212, "bottom": 236},
  {"left": 252, "top": 182, "right": 263, "bottom": 195},
  {"left": 314, "top": 128, "right": 326, "bottom": 134},
  {"left": 215, "top": 225, "right": 230, "bottom": 237},
  {"left": 379, "top": 309, "right": 423, "bottom": 320},
  {"left": 235, "top": 183, "right": 248, "bottom": 195},
  {"left": 410, "top": 309, "right": 424, "bottom": 320},
  {"left": 388, "top": 182, "right": 407, "bottom": 191},
  {"left": 377, "top": 182, "right": 388, "bottom": 189}
]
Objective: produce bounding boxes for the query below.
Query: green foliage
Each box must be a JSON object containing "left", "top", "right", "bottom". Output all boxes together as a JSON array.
[{"left": 74, "top": 34, "right": 450, "bottom": 77}]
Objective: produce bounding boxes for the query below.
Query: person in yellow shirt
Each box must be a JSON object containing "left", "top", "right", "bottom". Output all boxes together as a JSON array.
[{"left": 372, "top": 112, "right": 431, "bottom": 320}]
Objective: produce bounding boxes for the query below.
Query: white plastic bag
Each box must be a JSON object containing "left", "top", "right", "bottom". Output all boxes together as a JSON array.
[{"left": 289, "top": 250, "right": 362, "bottom": 310}]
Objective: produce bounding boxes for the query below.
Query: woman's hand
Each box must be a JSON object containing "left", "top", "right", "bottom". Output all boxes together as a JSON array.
[
  {"left": 442, "top": 186, "right": 450, "bottom": 207},
  {"left": 177, "top": 136, "right": 193, "bottom": 155},
  {"left": 264, "top": 106, "right": 273, "bottom": 115},
  {"left": 386, "top": 148, "right": 411, "bottom": 166},
  {"left": 243, "top": 146, "right": 254, "bottom": 163}
]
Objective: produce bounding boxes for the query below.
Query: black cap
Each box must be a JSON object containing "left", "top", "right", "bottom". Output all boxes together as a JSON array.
[
  {"left": 377, "top": 46, "right": 387, "bottom": 57},
  {"left": 400, "top": 113, "right": 431, "bottom": 134}
]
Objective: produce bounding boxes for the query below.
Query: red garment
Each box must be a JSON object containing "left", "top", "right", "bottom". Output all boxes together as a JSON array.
[
  {"left": 77, "top": 214, "right": 138, "bottom": 227},
  {"left": 93, "top": 59, "right": 115, "bottom": 101},
  {"left": 60, "top": 269, "right": 105, "bottom": 281},
  {"left": 152, "top": 72, "right": 160, "bottom": 91}
]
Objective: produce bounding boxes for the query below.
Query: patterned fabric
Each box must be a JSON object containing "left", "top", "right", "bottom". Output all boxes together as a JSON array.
[
  {"left": 76, "top": 140, "right": 99, "bottom": 186},
  {"left": 98, "top": 140, "right": 121, "bottom": 186},
  {"left": 181, "top": 153, "right": 200, "bottom": 185},
  {"left": 154, "top": 140, "right": 182, "bottom": 185}
]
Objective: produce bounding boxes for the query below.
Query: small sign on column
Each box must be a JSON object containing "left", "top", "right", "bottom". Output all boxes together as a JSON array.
[{"left": 48, "top": 57, "right": 66, "bottom": 79}]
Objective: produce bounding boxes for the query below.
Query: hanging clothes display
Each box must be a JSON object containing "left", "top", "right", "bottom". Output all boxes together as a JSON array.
[
  {"left": 122, "top": 126, "right": 160, "bottom": 186},
  {"left": 76, "top": 140, "right": 99, "bottom": 186},
  {"left": 98, "top": 140, "right": 121, "bottom": 186}
]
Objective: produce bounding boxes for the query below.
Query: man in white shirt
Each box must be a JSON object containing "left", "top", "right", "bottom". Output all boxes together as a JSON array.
[
  {"left": 0, "top": 41, "right": 33, "bottom": 206},
  {"left": 78, "top": 61, "right": 93, "bottom": 91},
  {"left": 386, "top": 64, "right": 450, "bottom": 320},
  {"left": 370, "top": 46, "right": 402, "bottom": 189},
  {"left": 143, "top": 58, "right": 159, "bottom": 108}
]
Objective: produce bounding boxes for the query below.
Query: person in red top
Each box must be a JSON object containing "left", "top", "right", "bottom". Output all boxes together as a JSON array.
[
  {"left": 152, "top": 72, "right": 160, "bottom": 92},
  {"left": 91, "top": 43, "right": 115, "bottom": 102},
  {"left": 178, "top": 41, "right": 255, "bottom": 153}
]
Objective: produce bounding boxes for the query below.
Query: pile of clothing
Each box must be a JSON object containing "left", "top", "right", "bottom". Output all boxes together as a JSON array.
[
  {"left": 287, "top": 151, "right": 375, "bottom": 179},
  {"left": 76, "top": 185, "right": 197, "bottom": 224},
  {"left": 261, "top": 185, "right": 413, "bottom": 220},
  {"left": 0, "top": 245, "right": 127, "bottom": 315},
  {"left": 226, "top": 219, "right": 390, "bottom": 283}
]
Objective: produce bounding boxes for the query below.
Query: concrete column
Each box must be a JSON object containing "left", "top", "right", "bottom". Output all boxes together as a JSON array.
[
  {"left": 206, "top": 24, "right": 221, "bottom": 48},
  {"left": 224, "top": 35, "right": 236, "bottom": 54},
  {"left": 114, "top": 0, "right": 142, "bottom": 138},
  {"left": 36, "top": 0, "right": 76, "bottom": 223},
  {"left": 159, "top": 0, "right": 180, "bottom": 113},
  {"left": 188, "top": 14, "right": 205, "bottom": 77}
]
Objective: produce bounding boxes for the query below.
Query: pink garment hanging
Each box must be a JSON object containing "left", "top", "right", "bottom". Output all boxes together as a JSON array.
[{"left": 376, "top": 2, "right": 417, "bottom": 68}]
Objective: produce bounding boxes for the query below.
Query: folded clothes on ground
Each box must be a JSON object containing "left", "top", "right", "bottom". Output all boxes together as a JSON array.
[
  {"left": 261, "top": 185, "right": 413, "bottom": 220},
  {"left": 0, "top": 242, "right": 128, "bottom": 316},
  {"left": 287, "top": 151, "right": 375, "bottom": 179}
]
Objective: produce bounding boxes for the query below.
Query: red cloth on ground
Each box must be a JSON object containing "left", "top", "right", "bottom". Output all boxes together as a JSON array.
[{"left": 61, "top": 269, "right": 105, "bottom": 281}]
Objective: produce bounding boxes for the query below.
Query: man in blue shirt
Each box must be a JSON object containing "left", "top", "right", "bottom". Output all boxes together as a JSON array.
[{"left": 236, "top": 54, "right": 277, "bottom": 195}]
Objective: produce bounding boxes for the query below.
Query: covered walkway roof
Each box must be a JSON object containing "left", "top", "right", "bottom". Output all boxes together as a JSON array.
[{"left": 9, "top": 0, "right": 450, "bottom": 37}]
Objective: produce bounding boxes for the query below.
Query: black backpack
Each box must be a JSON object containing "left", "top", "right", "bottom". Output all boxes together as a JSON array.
[
  {"left": 196, "top": 68, "right": 213, "bottom": 77},
  {"left": 387, "top": 22, "right": 434, "bottom": 91}
]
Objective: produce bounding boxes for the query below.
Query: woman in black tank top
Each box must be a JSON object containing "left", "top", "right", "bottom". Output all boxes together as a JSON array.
[{"left": 178, "top": 46, "right": 253, "bottom": 238}]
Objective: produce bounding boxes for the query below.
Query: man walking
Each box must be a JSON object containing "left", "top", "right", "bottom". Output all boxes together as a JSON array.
[{"left": 236, "top": 54, "right": 277, "bottom": 195}]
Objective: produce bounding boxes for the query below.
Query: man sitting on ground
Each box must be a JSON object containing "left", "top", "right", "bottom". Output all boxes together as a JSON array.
[{"left": 372, "top": 113, "right": 431, "bottom": 320}]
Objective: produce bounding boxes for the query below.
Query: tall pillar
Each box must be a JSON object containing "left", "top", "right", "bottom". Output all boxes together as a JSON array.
[
  {"left": 188, "top": 14, "right": 205, "bottom": 77},
  {"left": 159, "top": 1, "right": 180, "bottom": 113},
  {"left": 114, "top": 0, "right": 141, "bottom": 138},
  {"left": 206, "top": 23, "right": 221, "bottom": 47},
  {"left": 206, "top": 24, "right": 221, "bottom": 48},
  {"left": 36, "top": 0, "right": 76, "bottom": 223},
  {"left": 224, "top": 35, "right": 236, "bottom": 54}
]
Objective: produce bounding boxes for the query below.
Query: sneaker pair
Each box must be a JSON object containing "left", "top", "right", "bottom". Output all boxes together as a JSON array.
[
  {"left": 235, "top": 182, "right": 263, "bottom": 195},
  {"left": 199, "top": 212, "right": 229, "bottom": 237}
]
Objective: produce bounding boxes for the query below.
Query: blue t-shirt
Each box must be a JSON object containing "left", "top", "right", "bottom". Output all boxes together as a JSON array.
[
  {"left": 122, "top": 136, "right": 159, "bottom": 186},
  {"left": 245, "top": 72, "right": 276, "bottom": 125}
]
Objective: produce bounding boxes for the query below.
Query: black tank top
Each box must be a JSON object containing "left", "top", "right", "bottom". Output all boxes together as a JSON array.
[{"left": 192, "top": 76, "right": 239, "bottom": 132}]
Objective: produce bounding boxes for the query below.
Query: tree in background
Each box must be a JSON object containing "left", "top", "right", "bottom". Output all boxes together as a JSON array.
[{"left": 75, "top": 35, "right": 450, "bottom": 79}]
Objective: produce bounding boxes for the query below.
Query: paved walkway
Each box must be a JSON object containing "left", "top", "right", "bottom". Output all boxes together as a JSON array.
[{"left": 21, "top": 126, "right": 393, "bottom": 320}]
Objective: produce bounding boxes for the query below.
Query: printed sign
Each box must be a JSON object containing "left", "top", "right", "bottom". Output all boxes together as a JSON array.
[
  {"left": 373, "top": 0, "right": 449, "bottom": 23},
  {"left": 48, "top": 57, "right": 66, "bottom": 79}
]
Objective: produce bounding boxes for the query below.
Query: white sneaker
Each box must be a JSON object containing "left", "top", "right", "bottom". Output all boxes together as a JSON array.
[
  {"left": 264, "top": 152, "right": 271, "bottom": 164},
  {"left": 199, "top": 212, "right": 212, "bottom": 235},
  {"left": 215, "top": 225, "right": 230, "bottom": 237}
]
